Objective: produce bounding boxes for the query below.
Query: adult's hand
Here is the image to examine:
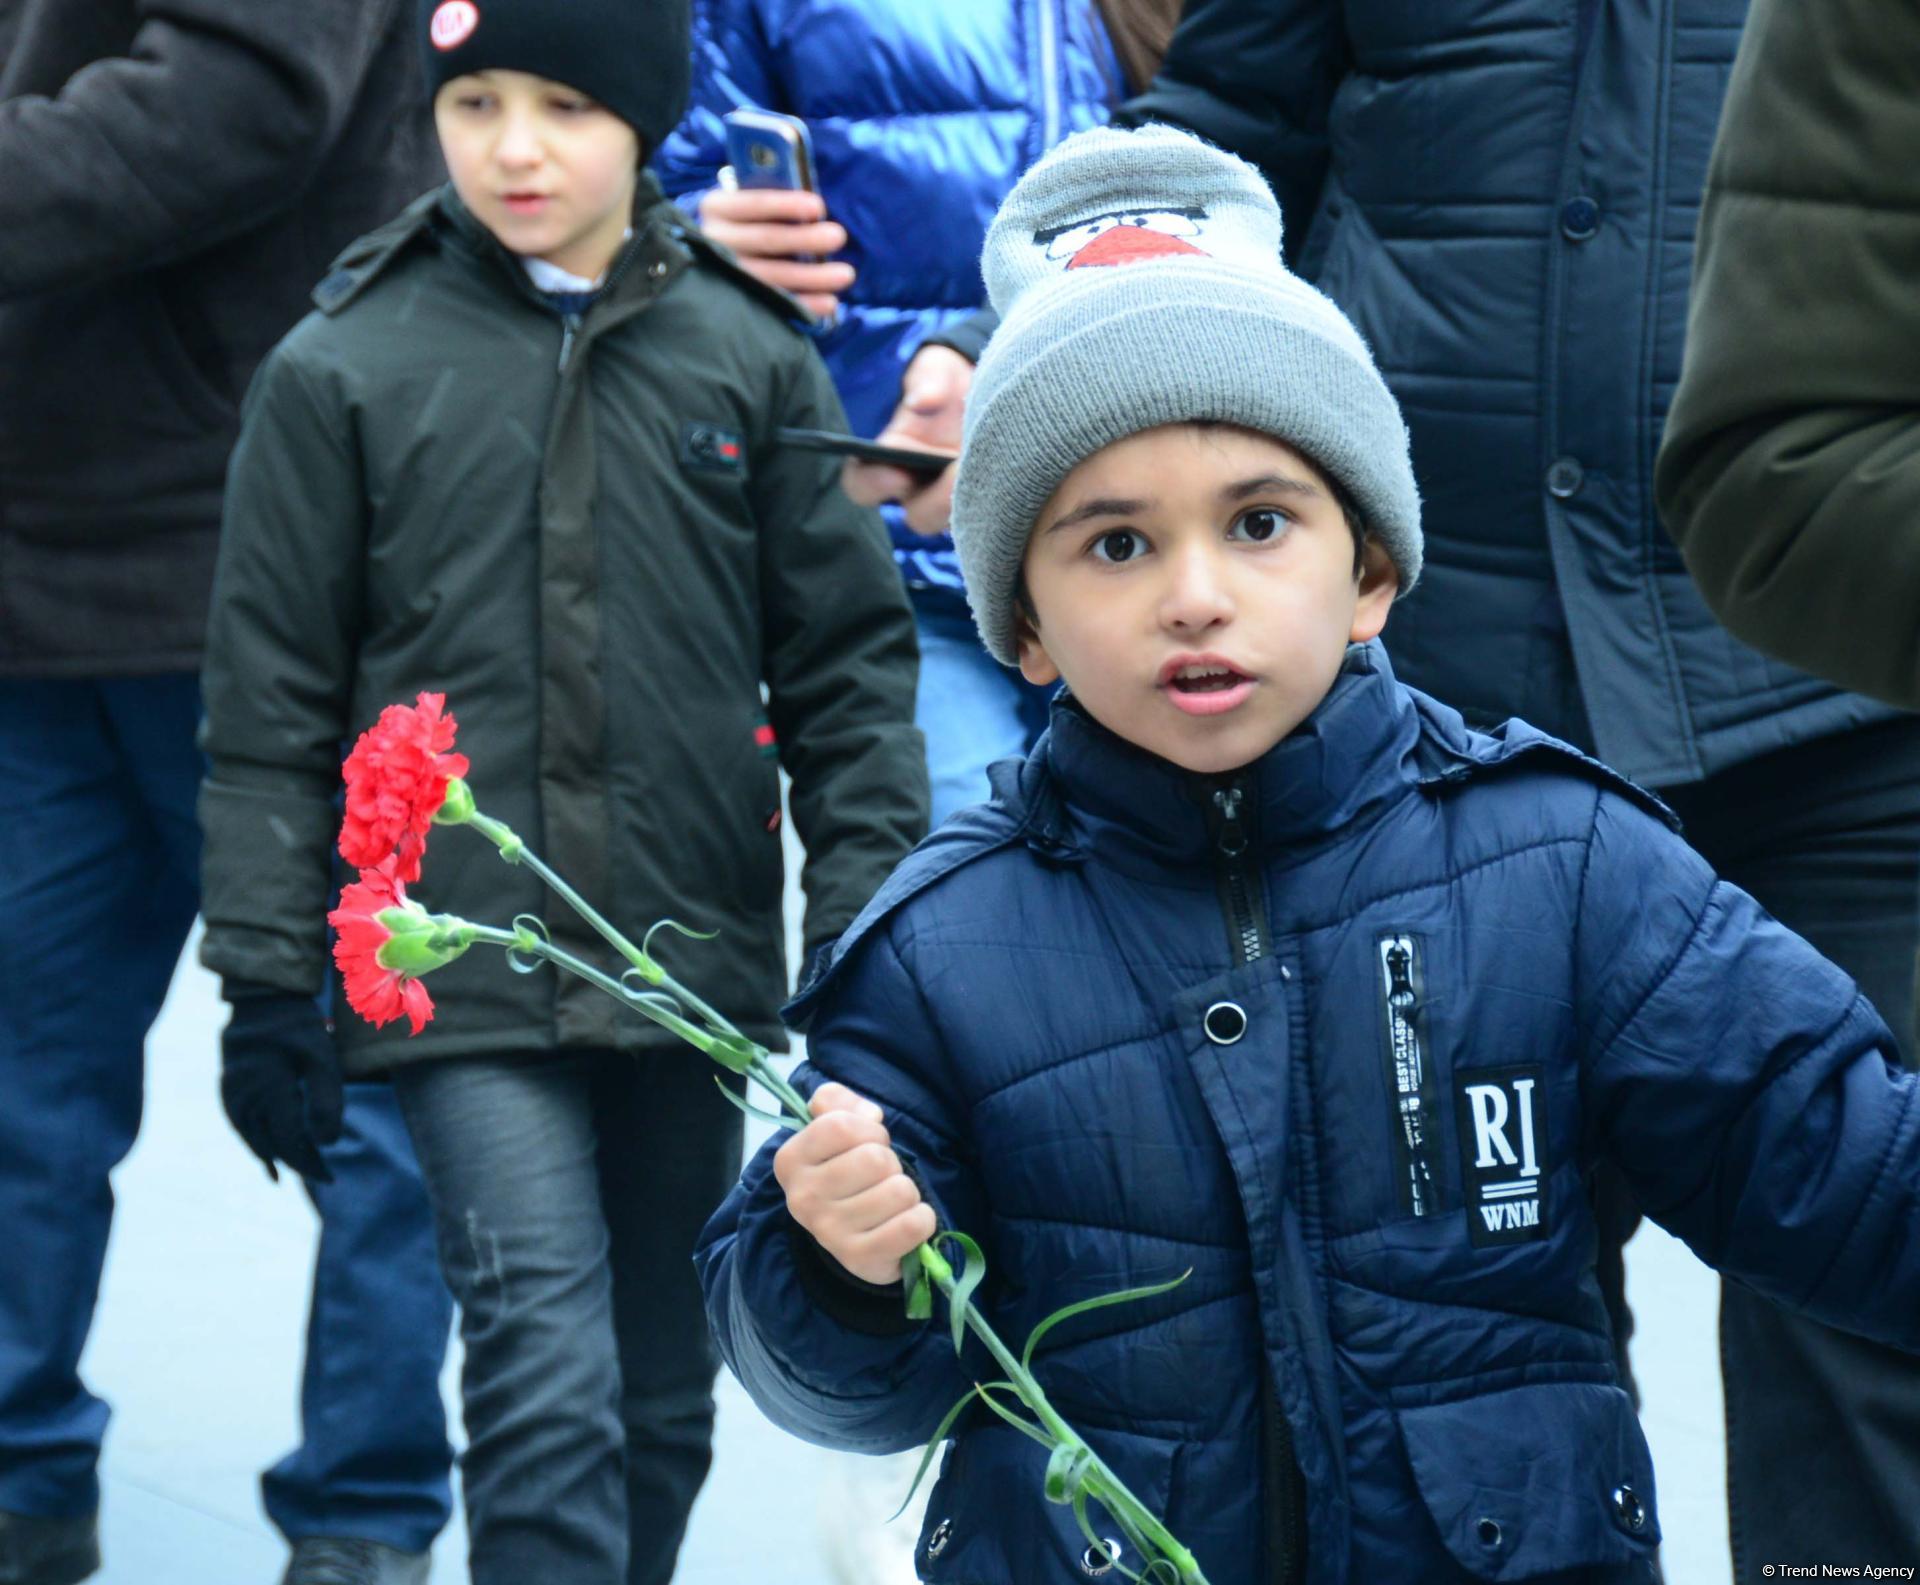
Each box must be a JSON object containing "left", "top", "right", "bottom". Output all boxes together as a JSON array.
[
  {"left": 842, "top": 343, "right": 973, "bottom": 535},
  {"left": 220, "top": 990, "right": 344, "bottom": 1183},
  {"left": 697, "top": 186, "right": 855, "bottom": 319}
]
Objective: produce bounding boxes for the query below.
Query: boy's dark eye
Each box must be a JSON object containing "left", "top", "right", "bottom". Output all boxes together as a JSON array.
[
  {"left": 1232, "top": 508, "right": 1288, "bottom": 543},
  {"left": 1091, "top": 529, "right": 1143, "bottom": 564}
]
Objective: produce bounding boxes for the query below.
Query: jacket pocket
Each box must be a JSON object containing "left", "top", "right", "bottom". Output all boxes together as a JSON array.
[
  {"left": 917, "top": 1420, "right": 1184, "bottom": 1584},
  {"left": 1395, "top": 1381, "right": 1659, "bottom": 1581}
]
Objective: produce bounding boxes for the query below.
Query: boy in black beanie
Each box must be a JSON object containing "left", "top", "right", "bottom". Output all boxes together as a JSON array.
[{"left": 195, "top": 2, "right": 929, "bottom": 1581}]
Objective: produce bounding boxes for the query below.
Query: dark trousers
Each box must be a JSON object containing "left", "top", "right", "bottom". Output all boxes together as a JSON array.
[
  {"left": 394, "top": 1047, "right": 744, "bottom": 1585},
  {"left": 0, "top": 676, "right": 454, "bottom": 1549},
  {"left": 1651, "top": 714, "right": 1920, "bottom": 1581}
]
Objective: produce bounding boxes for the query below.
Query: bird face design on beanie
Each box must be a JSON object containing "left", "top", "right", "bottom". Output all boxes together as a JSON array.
[
  {"left": 1038, "top": 206, "right": 1210, "bottom": 268},
  {"left": 982, "top": 124, "right": 1285, "bottom": 313}
]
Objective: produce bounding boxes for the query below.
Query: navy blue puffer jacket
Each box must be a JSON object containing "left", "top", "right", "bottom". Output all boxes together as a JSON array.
[
  {"left": 1118, "top": 0, "right": 1896, "bottom": 784},
  {"left": 654, "top": 0, "right": 1122, "bottom": 595},
  {"left": 699, "top": 645, "right": 1920, "bottom": 1583}
]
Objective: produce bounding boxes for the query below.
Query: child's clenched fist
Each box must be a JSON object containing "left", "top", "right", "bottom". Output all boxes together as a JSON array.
[{"left": 775, "top": 1082, "right": 938, "bottom": 1286}]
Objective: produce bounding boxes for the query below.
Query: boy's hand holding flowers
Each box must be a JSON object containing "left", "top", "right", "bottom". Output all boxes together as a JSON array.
[{"left": 775, "top": 1083, "right": 937, "bottom": 1286}]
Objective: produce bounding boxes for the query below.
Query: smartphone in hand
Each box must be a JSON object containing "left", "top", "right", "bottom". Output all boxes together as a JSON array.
[
  {"left": 724, "top": 108, "right": 817, "bottom": 193},
  {"left": 774, "top": 427, "right": 957, "bottom": 474}
]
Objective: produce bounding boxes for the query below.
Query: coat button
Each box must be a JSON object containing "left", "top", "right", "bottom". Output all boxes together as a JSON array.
[
  {"left": 1203, "top": 1000, "right": 1248, "bottom": 1045},
  {"left": 1081, "top": 1538, "right": 1120, "bottom": 1576},
  {"left": 1546, "top": 457, "right": 1585, "bottom": 499},
  {"left": 925, "top": 1517, "right": 952, "bottom": 1558},
  {"left": 649, "top": 259, "right": 669, "bottom": 278},
  {"left": 1559, "top": 196, "right": 1600, "bottom": 241},
  {"left": 1611, "top": 1483, "right": 1647, "bottom": 1533}
]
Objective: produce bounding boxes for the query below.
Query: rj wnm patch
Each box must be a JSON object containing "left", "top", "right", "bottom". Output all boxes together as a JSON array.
[{"left": 1453, "top": 1065, "right": 1547, "bottom": 1247}]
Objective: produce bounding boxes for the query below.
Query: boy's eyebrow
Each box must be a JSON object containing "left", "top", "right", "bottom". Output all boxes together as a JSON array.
[
  {"left": 1043, "top": 496, "right": 1153, "bottom": 535},
  {"left": 1220, "top": 472, "right": 1328, "bottom": 503}
]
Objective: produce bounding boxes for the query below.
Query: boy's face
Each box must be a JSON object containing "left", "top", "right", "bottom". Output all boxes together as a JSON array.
[
  {"left": 1017, "top": 424, "right": 1397, "bottom": 776},
  {"left": 434, "top": 70, "right": 640, "bottom": 280}
]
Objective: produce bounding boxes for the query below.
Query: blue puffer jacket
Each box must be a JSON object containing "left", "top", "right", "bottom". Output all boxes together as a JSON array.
[
  {"left": 698, "top": 644, "right": 1920, "bottom": 1584},
  {"left": 654, "top": 0, "right": 1122, "bottom": 597},
  {"left": 1119, "top": 0, "right": 1897, "bottom": 784}
]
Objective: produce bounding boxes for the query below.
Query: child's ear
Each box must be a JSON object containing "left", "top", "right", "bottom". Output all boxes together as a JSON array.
[
  {"left": 1014, "top": 611, "right": 1061, "bottom": 687},
  {"left": 1349, "top": 536, "right": 1397, "bottom": 644}
]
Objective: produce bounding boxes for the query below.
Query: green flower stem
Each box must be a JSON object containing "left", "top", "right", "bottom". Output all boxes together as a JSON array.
[
  {"left": 465, "top": 812, "right": 738, "bottom": 1037},
  {"left": 464, "top": 925, "right": 811, "bottom": 1122},
  {"left": 459, "top": 813, "right": 1208, "bottom": 1583},
  {"left": 911, "top": 1244, "right": 1204, "bottom": 1582}
]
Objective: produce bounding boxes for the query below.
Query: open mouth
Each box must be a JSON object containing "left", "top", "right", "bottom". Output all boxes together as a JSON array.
[
  {"left": 1168, "top": 664, "right": 1246, "bottom": 695},
  {"left": 1161, "top": 656, "right": 1256, "bottom": 716}
]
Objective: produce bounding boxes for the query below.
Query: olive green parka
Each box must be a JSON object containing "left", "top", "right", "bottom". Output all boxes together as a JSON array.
[
  {"left": 198, "top": 176, "right": 928, "bottom": 1073},
  {"left": 1655, "top": 0, "right": 1920, "bottom": 710}
]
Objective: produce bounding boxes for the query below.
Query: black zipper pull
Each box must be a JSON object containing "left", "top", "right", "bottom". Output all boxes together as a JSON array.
[
  {"left": 557, "top": 313, "right": 580, "bottom": 372},
  {"left": 1211, "top": 783, "right": 1250, "bottom": 859},
  {"left": 1385, "top": 942, "right": 1417, "bottom": 1015}
]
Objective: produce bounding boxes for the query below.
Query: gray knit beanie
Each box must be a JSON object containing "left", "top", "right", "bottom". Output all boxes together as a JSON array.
[{"left": 951, "top": 124, "right": 1422, "bottom": 666}]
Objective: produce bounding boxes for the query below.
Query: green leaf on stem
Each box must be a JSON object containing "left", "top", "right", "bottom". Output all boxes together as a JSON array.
[
  {"left": 968, "top": 1382, "right": 1054, "bottom": 1449},
  {"left": 1071, "top": 1492, "right": 1114, "bottom": 1568},
  {"left": 1044, "top": 1440, "right": 1094, "bottom": 1504},
  {"left": 711, "top": 1076, "right": 790, "bottom": 1128},
  {"left": 886, "top": 1387, "right": 978, "bottom": 1523},
  {"left": 1020, "top": 1270, "right": 1192, "bottom": 1372},
  {"left": 937, "top": 1231, "right": 987, "bottom": 1357},
  {"left": 638, "top": 917, "right": 719, "bottom": 983},
  {"left": 506, "top": 914, "right": 551, "bottom": 975}
]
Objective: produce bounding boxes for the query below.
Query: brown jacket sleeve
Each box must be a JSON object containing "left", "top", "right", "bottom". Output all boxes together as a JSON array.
[{"left": 1654, "top": 0, "right": 1920, "bottom": 710}]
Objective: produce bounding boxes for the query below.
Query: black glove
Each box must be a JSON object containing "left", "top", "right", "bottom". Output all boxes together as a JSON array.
[{"left": 220, "top": 988, "right": 344, "bottom": 1184}]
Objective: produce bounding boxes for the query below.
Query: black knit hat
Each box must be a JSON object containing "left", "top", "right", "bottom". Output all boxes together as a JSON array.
[{"left": 419, "top": 0, "right": 691, "bottom": 156}]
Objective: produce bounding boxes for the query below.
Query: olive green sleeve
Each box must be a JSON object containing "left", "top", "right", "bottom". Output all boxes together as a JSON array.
[
  {"left": 752, "top": 341, "right": 929, "bottom": 953},
  {"left": 1654, "top": 0, "right": 1920, "bottom": 710},
  {"left": 198, "top": 339, "right": 366, "bottom": 994}
]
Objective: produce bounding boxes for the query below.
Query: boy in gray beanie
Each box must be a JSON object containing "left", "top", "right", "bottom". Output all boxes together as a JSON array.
[{"left": 697, "top": 123, "right": 1920, "bottom": 1584}]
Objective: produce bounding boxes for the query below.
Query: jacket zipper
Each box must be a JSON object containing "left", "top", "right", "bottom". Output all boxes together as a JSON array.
[
  {"left": 1036, "top": 0, "right": 1063, "bottom": 150},
  {"left": 1202, "top": 780, "right": 1301, "bottom": 1582},
  {"left": 1207, "top": 783, "right": 1267, "bottom": 966},
  {"left": 554, "top": 237, "right": 652, "bottom": 372},
  {"left": 1379, "top": 936, "right": 1436, "bottom": 1217}
]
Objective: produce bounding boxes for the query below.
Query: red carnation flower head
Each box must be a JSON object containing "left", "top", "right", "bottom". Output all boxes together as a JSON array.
[
  {"left": 327, "top": 858, "right": 469, "bottom": 1036},
  {"left": 338, "top": 692, "right": 472, "bottom": 883}
]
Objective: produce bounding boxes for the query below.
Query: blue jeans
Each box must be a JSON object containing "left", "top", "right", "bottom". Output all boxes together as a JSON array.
[
  {"left": 394, "top": 1050, "right": 742, "bottom": 1585},
  {"left": 913, "top": 602, "right": 1051, "bottom": 829},
  {"left": 264, "top": 1085, "right": 456, "bottom": 1553},
  {"left": 0, "top": 676, "right": 453, "bottom": 1549}
]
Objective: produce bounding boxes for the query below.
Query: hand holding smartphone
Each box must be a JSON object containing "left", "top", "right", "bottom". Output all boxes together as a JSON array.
[{"left": 698, "top": 110, "right": 853, "bottom": 318}]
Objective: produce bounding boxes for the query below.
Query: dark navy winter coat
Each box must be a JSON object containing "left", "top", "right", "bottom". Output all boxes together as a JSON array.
[
  {"left": 1116, "top": 0, "right": 1897, "bottom": 784},
  {"left": 697, "top": 644, "right": 1920, "bottom": 1583},
  {"left": 654, "top": 0, "right": 1122, "bottom": 597}
]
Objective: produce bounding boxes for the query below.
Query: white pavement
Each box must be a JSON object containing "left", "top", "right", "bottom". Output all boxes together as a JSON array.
[{"left": 84, "top": 927, "right": 1729, "bottom": 1584}]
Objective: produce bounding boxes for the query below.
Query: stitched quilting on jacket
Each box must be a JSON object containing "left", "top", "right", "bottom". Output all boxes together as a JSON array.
[
  {"left": 699, "top": 643, "right": 1920, "bottom": 1583},
  {"left": 1120, "top": 0, "right": 1896, "bottom": 784}
]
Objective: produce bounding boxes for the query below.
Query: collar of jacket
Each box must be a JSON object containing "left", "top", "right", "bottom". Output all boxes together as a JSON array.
[
  {"left": 1008, "top": 641, "right": 1424, "bottom": 880},
  {"left": 433, "top": 169, "right": 690, "bottom": 318}
]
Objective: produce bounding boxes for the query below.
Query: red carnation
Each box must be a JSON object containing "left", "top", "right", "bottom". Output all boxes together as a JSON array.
[
  {"left": 327, "top": 859, "right": 439, "bottom": 1036},
  {"left": 339, "top": 692, "right": 471, "bottom": 883}
]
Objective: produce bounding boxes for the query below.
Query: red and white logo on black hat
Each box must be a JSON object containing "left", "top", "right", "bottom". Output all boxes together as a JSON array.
[{"left": 429, "top": 0, "right": 480, "bottom": 50}]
